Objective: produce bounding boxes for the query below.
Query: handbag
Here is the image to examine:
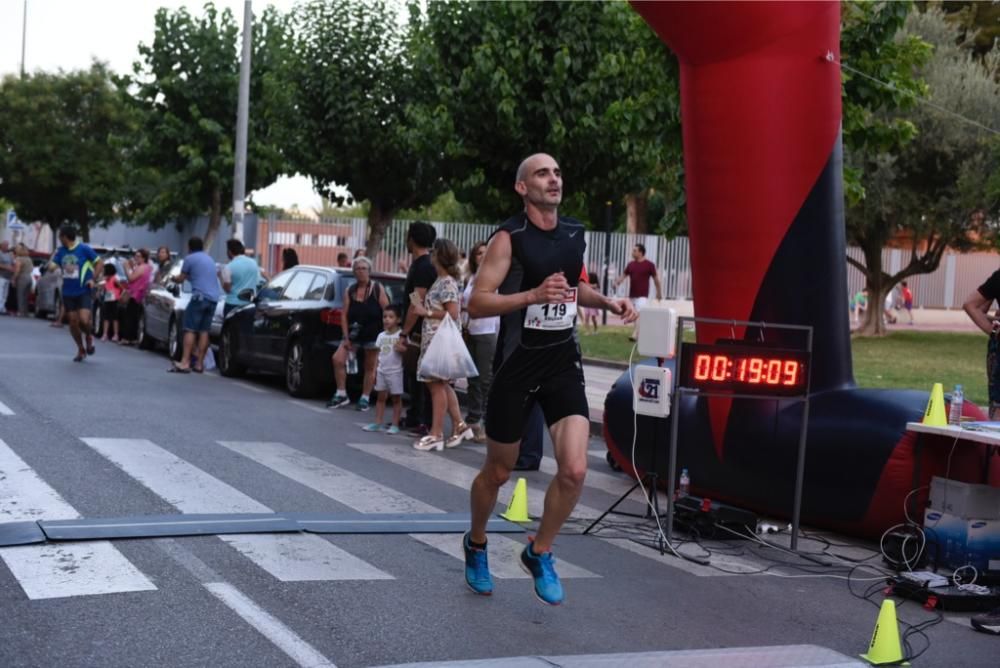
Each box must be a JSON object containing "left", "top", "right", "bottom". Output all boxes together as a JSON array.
[{"left": 418, "top": 315, "right": 479, "bottom": 381}]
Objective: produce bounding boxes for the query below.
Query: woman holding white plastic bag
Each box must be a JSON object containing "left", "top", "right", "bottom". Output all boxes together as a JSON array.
[{"left": 410, "top": 239, "right": 477, "bottom": 451}]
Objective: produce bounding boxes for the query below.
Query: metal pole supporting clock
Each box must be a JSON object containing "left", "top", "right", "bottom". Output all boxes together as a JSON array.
[{"left": 665, "top": 317, "right": 813, "bottom": 551}]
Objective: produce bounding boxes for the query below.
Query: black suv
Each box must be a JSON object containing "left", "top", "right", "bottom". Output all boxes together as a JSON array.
[{"left": 217, "top": 265, "right": 406, "bottom": 397}]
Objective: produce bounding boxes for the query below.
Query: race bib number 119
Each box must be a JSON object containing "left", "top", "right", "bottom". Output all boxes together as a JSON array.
[{"left": 524, "top": 287, "right": 577, "bottom": 330}]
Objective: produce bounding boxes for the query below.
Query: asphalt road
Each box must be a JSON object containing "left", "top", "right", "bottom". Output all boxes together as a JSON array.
[{"left": 0, "top": 315, "right": 994, "bottom": 668}]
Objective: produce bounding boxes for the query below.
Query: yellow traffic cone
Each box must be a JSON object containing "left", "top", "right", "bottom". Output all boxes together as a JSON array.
[
  {"left": 860, "top": 599, "right": 909, "bottom": 666},
  {"left": 501, "top": 478, "right": 530, "bottom": 522},
  {"left": 922, "top": 383, "right": 947, "bottom": 427}
]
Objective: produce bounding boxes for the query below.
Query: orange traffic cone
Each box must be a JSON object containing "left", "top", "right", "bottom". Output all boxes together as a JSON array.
[{"left": 860, "top": 599, "right": 909, "bottom": 665}]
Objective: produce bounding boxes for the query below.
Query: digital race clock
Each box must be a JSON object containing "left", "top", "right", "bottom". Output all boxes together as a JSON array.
[{"left": 678, "top": 342, "right": 810, "bottom": 396}]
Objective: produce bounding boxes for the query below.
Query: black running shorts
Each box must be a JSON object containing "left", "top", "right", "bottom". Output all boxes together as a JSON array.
[{"left": 484, "top": 340, "right": 589, "bottom": 444}]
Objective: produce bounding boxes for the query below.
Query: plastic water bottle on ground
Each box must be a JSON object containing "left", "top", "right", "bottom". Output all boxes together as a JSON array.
[
  {"left": 949, "top": 384, "right": 964, "bottom": 425},
  {"left": 679, "top": 468, "right": 690, "bottom": 497},
  {"left": 347, "top": 350, "right": 359, "bottom": 375}
]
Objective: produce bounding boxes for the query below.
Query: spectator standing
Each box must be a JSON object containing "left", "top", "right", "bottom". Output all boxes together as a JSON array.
[
  {"left": 901, "top": 281, "right": 914, "bottom": 325},
  {"left": 327, "top": 256, "right": 389, "bottom": 410},
  {"left": 50, "top": 226, "right": 102, "bottom": 362},
  {"left": 282, "top": 248, "right": 299, "bottom": 271},
  {"left": 220, "top": 239, "right": 261, "bottom": 316},
  {"left": 409, "top": 238, "right": 472, "bottom": 451},
  {"left": 614, "top": 243, "right": 661, "bottom": 340},
  {"left": 850, "top": 289, "right": 868, "bottom": 326},
  {"left": 11, "top": 243, "right": 33, "bottom": 317},
  {"left": 883, "top": 286, "right": 899, "bottom": 325},
  {"left": 154, "top": 246, "right": 173, "bottom": 283},
  {"left": 963, "top": 271, "right": 1000, "bottom": 419},
  {"left": 399, "top": 222, "right": 437, "bottom": 435},
  {"left": 461, "top": 241, "right": 499, "bottom": 443},
  {"left": 98, "top": 264, "right": 123, "bottom": 340},
  {"left": 337, "top": 252, "right": 350, "bottom": 268},
  {"left": 580, "top": 271, "right": 601, "bottom": 334},
  {"left": 362, "top": 304, "right": 405, "bottom": 434},
  {"left": 168, "top": 237, "right": 219, "bottom": 373},
  {"left": 120, "top": 249, "right": 153, "bottom": 345},
  {"left": 0, "top": 240, "right": 13, "bottom": 314}
]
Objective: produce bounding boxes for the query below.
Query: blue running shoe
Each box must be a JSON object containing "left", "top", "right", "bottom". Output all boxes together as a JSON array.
[
  {"left": 520, "top": 542, "right": 563, "bottom": 605},
  {"left": 462, "top": 532, "right": 493, "bottom": 596}
]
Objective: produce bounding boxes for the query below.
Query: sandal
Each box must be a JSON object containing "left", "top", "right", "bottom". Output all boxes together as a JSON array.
[
  {"left": 413, "top": 434, "right": 444, "bottom": 452},
  {"left": 167, "top": 365, "right": 191, "bottom": 374},
  {"left": 446, "top": 421, "right": 473, "bottom": 449},
  {"left": 73, "top": 353, "right": 86, "bottom": 362}
]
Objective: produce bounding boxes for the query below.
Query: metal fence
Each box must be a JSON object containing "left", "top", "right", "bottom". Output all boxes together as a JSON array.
[
  {"left": 260, "top": 216, "right": 689, "bottom": 298},
  {"left": 258, "top": 216, "right": 997, "bottom": 308},
  {"left": 845, "top": 247, "right": 999, "bottom": 309}
]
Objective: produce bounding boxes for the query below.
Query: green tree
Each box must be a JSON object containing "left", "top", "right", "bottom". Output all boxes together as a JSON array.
[
  {"left": 410, "top": 1, "right": 681, "bottom": 229},
  {"left": 125, "top": 2, "right": 290, "bottom": 248},
  {"left": 283, "top": 0, "right": 444, "bottom": 256},
  {"left": 841, "top": 0, "right": 932, "bottom": 204},
  {"left": 919, "top": 1, "right": 1000, "bottom": 58},
  {"left": 398, "top": 192, "right": 485, "bottom": 224},
  {"left": 0, "top": 63, "right": 135, "bottom": 240},
  {"left": 848, "top": 8, "right": 1000, "bottom": 336}
]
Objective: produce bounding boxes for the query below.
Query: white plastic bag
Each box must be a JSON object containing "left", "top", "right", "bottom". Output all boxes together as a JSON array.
[
  {"left": 418, "top": 315, "right": 479, "bottom": 381},
  {"left": 203, "top": 346, "right": 217, "bottom": 371}
]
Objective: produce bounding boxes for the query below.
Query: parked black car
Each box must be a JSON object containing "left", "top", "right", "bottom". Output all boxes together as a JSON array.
[{"left": 217, "top": 265, "right": 406, "bottom": 397}]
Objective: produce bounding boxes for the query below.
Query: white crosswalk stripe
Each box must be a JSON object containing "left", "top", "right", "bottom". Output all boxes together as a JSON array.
[
  {"left": 0, "top": 432, "right": 769, "bottom": 601},
  {"left": 80, "top": 438, "right": 392, "bottom": 582},
  {"left": 218, "top": 441, "right": 597, "bottom": 579},
  {"left": 343, "top": 441, "right": 605, "bottom": 520},
  {"left": 0, "top": 439, "right": 156, "bottom": 599}
]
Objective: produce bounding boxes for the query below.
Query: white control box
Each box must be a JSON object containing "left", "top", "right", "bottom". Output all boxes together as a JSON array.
[
  {"left": 633, "top": 366, "right": 672, "bottom": 418},
  {"left": 637, "top": 303, "right": 677, "bottom": 359}
]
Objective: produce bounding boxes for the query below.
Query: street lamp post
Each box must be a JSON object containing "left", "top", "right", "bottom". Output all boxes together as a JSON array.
[
  {"left": 20, "top": 0, "right": 27, "bottom": 79},
  {"left": 232, "top": 0, "right": 253, "bottom": 242}
]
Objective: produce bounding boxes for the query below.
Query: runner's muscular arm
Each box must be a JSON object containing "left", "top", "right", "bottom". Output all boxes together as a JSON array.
[
  {"left": 467, "top": 231, "right": 568, "bottom": 319},
  {"left": 578, "top": 281, "right": 638, "bottom": 323}
]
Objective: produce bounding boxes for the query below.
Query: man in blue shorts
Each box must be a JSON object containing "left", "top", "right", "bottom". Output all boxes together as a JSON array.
[
  {"left": 464, "top": 153, "right": 637, "bottom": 605},
  {"left": 50, "top": 226, "right": 102, "bottom": 362},
  {"left": 169, "top": 236, "right": 221, "bottom": 373}
]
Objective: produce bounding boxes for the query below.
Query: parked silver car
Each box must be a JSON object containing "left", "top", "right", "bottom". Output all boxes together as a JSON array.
[{"left": 139, "top": 258, "right": 224, "bottom": 360}]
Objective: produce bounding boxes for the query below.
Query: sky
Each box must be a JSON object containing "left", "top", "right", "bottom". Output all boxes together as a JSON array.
[{"left": 0, "top": 0, "right": 322, "bottom": 212}]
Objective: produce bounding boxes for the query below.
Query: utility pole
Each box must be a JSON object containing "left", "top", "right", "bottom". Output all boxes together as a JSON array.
[
  {"left": 232, "top": 0, "right": 252, "bottom": 241},
  {"left": 20, "top": 0, "right": 28, "bottom": 79}
]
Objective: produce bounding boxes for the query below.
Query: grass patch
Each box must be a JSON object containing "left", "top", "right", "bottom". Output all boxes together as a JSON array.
[
  {"left": 579, "top": 327, "right": 988, "bottom": 406},
  {"left": 852, "top": 331, "right": 986, "bottom": 405}
]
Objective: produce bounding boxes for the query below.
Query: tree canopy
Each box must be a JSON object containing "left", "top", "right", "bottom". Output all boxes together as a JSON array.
[
  {"left": 125, "top": 2, "right": 290, "bottom": 248},
  {"left": 282, "top": 0, "right": 445, "bottom": 256},
  {"left": 410, "top": 1, "right": 681, "bottom": 227},
  {"left": 846, "top": 6, "right": 1000, "bottom": 335},
  {"left": 0, "top": 63, "right": 135, "bottom": 239}
]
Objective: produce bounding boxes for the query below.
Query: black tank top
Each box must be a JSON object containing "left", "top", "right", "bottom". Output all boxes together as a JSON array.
[
  {"left": 347, "top": 281, "right": 383, "bottom": 343},
  {"left": 492, "top": 213, "right": 586, "bottom": 363}
]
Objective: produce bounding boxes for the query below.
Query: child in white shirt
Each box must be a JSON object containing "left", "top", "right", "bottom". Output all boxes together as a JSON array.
[{"left": 363, "top": 305, "right": 405, "bottom": 434}]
